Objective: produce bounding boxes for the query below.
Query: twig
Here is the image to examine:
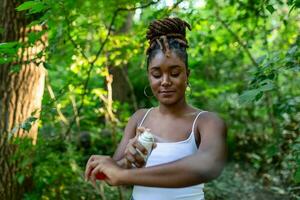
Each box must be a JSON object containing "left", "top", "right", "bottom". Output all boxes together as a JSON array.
[
  {"left": 172, "top": 0, "right": 184, "bottom": 10},
  {"left": 69, "top": 95, "right": 80, "bottom": 129},
  {"left": 215, "top": 9, "right": 258, "bottom": 67},
  {"left": 91, "top": 0, "right": 161, "bottom": 68},
  {"left": 46, "top": 75, "right": 69, "bottom": 125}
]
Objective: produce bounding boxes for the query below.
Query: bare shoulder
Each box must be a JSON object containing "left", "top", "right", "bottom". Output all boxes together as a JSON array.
[
  {"left": 197, "top": 111, "right": 227, "bottom": 137},
  {"left": 122, "top": 108, "right": 150, "bottom": 139},
  {"left": 125, "top": 108, "right": 149, "bottom": 131},
  {"left": 130, "top": 108, "right": 149, "bottom": 123}
]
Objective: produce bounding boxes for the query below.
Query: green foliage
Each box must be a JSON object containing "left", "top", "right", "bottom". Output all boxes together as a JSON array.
[
  {"left": 0, "top": 42, "right": 21, "bottom": 65},
  {"left": 16, "top": 0, "right": 47, "bottom": 14},
  {"left": 205, "top": 163, "right": 290, "bottom": 200},
  {"left": 17, "top": 135, "right": 98, "bottom": 200},
  {"left": 8, "top": 0, "right": 300, "bottom": 199},
  {"left": 266, "top": 4, "right": 276, "bottom": 14}
]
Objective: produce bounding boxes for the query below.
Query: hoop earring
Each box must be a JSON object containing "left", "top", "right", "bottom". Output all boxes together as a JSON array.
[
  {"left": 144, "top": 85, "right": 154, "bottom": 98},
  {"left": 186, "top": 82, "right": 193, "bottom": 97}
]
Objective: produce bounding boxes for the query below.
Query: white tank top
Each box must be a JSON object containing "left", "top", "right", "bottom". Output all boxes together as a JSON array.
[{"left": 132, "top": 108, "right": 206, "bottom": 200}]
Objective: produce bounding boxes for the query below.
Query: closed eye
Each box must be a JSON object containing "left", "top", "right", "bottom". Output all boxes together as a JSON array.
[
  {"left": 171, "top": 73, "right": 180, "bottom": 77},
  {"left": 152, "top": 73, "right": 161, "bottom": 78}
]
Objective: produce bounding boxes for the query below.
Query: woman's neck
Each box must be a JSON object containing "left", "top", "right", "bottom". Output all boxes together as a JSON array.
[{"left": 158, "top": 98, "right": 191, "bottom": 116}]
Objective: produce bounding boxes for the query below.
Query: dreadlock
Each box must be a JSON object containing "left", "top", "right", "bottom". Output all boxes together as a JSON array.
[{"left": 146, "top": 17, "right": 191, "bottom": 69}]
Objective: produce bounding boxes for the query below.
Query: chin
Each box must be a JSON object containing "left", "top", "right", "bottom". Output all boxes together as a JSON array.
[{"left": 158, "top": 98, "right": 180, "bottom": 105}]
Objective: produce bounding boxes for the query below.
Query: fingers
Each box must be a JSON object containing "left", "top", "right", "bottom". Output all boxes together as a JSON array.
[
  {"left": 124, "top": 127, "right": 153, "bottom": 169},
  {"left": 136, "top": 126, "right": 146, "bottom": 136},
  {"left": 133, "top": 141, "right": 148, "bottom": 155},
  {"left": 85, "top": 155, "right": 108, "bottom": 181},
  {"left": 136, "top": 126, "right": 150, "bottom": 137},
  {"left": 126, "top": 156, "right": 144, "bottom": 168},
  {"left": 125, "top": 145, "right": 145, "bottom": 168},
  {"left": 126, "top": 152, "right": 135, "bottom": 163},
  {"left": 128, "top": 145, "right": 138, "bottom": 156},
  {"left": 90, "top": 165, "right": 103, "bottom": 187},
  {"left": 85, "top": 155, "right": 97, "bottom": 181},
  {"left": 85, "top": 160, "right": 99, "bottom": 181},
  {"left": 125, "top": 137, "right": 136, "bottom": 154},
  {"left": 128, "top": 146, "right": 145, "bottom": 163}
]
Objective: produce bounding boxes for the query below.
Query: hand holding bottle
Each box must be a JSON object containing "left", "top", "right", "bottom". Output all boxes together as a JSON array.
[{"left": 124, "top": 127, "right": 156, "bottom": 168}]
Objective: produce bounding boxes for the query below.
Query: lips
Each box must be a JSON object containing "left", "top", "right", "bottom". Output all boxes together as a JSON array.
[{"left": 159, "top": 90, "right": 175, "bottom": 94}]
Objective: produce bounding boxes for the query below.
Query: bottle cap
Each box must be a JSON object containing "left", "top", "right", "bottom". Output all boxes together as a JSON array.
[{"left": 140, "top": 130, "right": 154, "bottom": 143}]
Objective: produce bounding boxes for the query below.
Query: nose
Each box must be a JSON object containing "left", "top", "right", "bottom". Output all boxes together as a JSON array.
[{"left": 161, "top": 74, "right": 171, "bottom": 86}]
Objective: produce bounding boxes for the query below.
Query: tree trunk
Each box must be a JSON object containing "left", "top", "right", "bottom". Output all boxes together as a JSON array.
[
  {"left": 0, "top": 0, "right": 46, "bottom": 199},
  {"left": 109, "top": 12, "right": 138, "bottom": 110}
]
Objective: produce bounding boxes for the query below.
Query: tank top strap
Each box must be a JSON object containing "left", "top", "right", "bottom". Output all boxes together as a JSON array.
[
  {"left": 138, "top": 107, "right": 154, "bottom": 127},
  {"left": 192, "top": 111, "right": 207, "bottom": 133}
]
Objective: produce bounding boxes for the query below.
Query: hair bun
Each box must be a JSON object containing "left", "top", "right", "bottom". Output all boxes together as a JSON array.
[{"left": 146, "top": 17, "right": 191, "bottom": 44}]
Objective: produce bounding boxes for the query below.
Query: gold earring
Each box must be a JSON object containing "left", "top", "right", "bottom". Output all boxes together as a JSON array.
[
  {"left": 186, "top": 82, "right": 192, "bottom": 96},
  {"left": 144, "top": 86, "right": 154, "bottom": 98}
]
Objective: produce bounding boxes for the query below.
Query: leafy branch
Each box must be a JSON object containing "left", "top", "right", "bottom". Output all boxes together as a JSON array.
[
  {"left": 64, "top": 0, "right": 161, "bottom": 137},
  {"left": 215, "top": 9, "right": 258, "bottom": 67}
]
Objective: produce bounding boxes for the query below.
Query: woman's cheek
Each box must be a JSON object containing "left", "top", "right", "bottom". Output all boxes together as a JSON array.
[{"left": 150, "top": 81, "right": 160, "bottom": 91}]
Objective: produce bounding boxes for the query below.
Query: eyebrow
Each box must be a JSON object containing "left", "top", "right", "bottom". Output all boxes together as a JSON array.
[{"left": 150, "top": 65, "right": 182, "bottom": 70}]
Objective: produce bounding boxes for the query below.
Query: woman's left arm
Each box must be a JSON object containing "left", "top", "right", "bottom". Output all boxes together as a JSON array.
[{"left": 89, "top": 112, "right": 227, "bottom": 187}]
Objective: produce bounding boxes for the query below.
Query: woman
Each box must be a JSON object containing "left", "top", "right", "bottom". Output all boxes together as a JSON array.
[{"left": 85, "top": 17, "right": 227, "bottom": 200}]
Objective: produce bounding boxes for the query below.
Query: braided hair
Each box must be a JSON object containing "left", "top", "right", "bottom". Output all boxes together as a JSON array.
[{"left": 146, "top": 17, "right": 191, "bottom": 69}]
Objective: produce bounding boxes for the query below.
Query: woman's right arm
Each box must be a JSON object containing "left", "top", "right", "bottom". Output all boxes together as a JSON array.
[{"left": 113, "top": 109, "right": 148, "bottom": 168}]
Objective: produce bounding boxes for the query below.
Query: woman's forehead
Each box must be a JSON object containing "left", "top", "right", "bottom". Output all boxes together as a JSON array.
[{"left": 149, "top": 51, "right": 186, "bottom": 69}]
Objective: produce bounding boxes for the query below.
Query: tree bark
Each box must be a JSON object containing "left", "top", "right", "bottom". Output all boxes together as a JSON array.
[
  {"left": 109, "top": 12, "right": 138, "bottom": 110},
  {"left": 0, "top": 0, "right": 46, "bottom": 199}
]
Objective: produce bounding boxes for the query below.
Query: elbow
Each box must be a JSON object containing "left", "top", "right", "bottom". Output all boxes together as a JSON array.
[
  {"left": 197, "top": 164, "right": 225, "bottom": 183},
  {"left": 208, "top": 166, "right": 224, "bottom": 181}
]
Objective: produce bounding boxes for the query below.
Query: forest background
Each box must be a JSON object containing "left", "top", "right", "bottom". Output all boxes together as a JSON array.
[{"left": 0, "top": 0, "right": 299, "bottom": 199}]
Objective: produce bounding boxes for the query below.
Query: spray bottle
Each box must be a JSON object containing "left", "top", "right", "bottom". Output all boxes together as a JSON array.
[{"left": 95, "top": 130, "right": 155, "bottom": 179}]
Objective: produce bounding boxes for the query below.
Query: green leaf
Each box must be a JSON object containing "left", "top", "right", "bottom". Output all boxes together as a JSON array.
[
  {"left": 16, "top": 1, "right": 45, "bottom": 14},
  {"left": 0, "top": 42, "right": 20, "bottom": 55},
  {"left": 255, "top": 55, "right": 266, "bottom": 64},
  {"left": 0, "top": 57, "right": 14, "bottom": 65},
  {"left": 27, "top": 117, "right": 38, "bottom": 123},
  {"left": 21, "top": 122, "right": 32, "bottom": 132},
  {"left": 16, "top": 1, "right": 39, "bottom": 11},
  {"left": 0, "top": 42, "right": 19, "bottom": 49},
  {"left": 239, "top": 89, "right": 261, "bottom": 104},
  {"left": 292, "top": 144, "right": 300, "bottom": 151},
  {"left": 20, "top": 116, "right": 38, "bottom": 132},
  {"left": 255, "top": 91, "right": 263, "bottom": 101},
  {"left": 20, "top": 158, "right": 32, "bottom": 168},
  {"left": 17, "top": 175, "right": 25, "bottom": 184},
  {"left": 287, "top": 0, "right": 294, "bottom": 5},
  {"left": 28, "top": 32, "right": 38, "bottom": 44},
  {"left": 10, "top": 65, "right": 21, "bottom": 73},
  {"left": 288, "top": 45, "right": 298, "bottom": 55},
  {"left": 28, "top": 30, "right": 46, "bottom": 45},
  {"left": 266, "top": 5, "right": 275, "bottom": 14},
  {"left": 31, "top": 109, "right": 39, "bottom": 116},
  {"left": 29, "top": 3, "right": 45, "bottom": 14},
  {"left": 259, "top": 82, "right": 274, "bottom": 92}
]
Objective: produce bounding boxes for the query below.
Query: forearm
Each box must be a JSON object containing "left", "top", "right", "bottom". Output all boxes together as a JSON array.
[{"left": 120, "top": 153, "right": 222, "bottom": 188}]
